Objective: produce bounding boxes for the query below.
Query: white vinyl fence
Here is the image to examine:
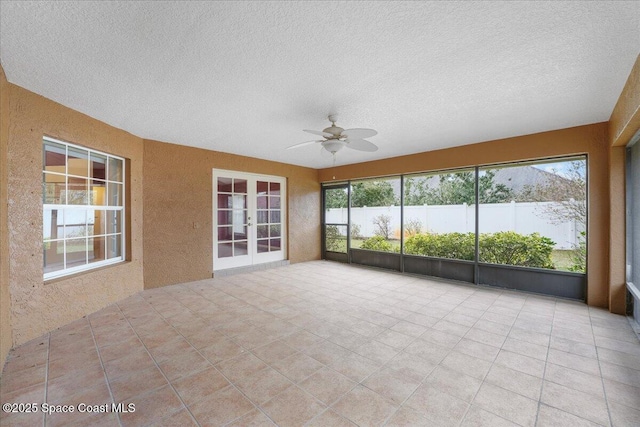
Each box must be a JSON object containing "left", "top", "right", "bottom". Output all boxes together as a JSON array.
[{"left": 326, "top": 201, "right": 583, "bottom": 250}]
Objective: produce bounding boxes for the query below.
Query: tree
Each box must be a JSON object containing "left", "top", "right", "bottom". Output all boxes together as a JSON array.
[
  {"left": 372, "top": 214, "right": 392, "bottom": 239},
  {"left": 351, "top": 181, "right": 398, "bottom": 207},
  {"left": 404, "top": 171, "right": 513, "bottom": 206},
  {"left": 517, "top": 160, "right": 587, "bottom": 272},
  {"left": 324, "top": 188, "right": 348, "bottom": 209}
]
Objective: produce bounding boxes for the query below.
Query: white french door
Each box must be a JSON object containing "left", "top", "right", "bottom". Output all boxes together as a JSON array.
[{"left": 213, "top": 170, "right": 287, "bottom": 271}]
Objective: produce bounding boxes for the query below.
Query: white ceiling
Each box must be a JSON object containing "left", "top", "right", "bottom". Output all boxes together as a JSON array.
[{"left": 1, "top": 1, "right": 638, "bottom": 168}]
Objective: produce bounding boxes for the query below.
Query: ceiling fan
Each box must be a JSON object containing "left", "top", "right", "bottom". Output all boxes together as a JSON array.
[{"left": 287, "top": 115, "right": 378, "bottom": 156}]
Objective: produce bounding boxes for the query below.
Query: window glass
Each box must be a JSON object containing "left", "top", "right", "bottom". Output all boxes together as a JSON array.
[
  {"left": 478, "top": 158, "right": 586, "bottom": 271},
  {"left": 42, "top": 137, "right": 125, "bottom": 279},
  {"left": 403, "top": 169, "right": 476, "bottom": 260},
  {"left": 350, "top": 177, "right": 401, "bottom": 253}
]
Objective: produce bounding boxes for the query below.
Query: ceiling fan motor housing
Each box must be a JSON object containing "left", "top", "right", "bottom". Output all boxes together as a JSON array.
[{"left": 323, "top": 125, "right": 344, "bottom": 138}]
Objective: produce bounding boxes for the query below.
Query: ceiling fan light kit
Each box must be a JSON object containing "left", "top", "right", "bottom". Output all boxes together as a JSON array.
[{"left": 288, "top": 115, "right": 379, "bottom": 161}]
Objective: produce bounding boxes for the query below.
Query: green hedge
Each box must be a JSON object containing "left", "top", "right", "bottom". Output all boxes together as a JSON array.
[
  {"left": 404, "top": 231, "right": 555, "bottom": 269},
  {"left": 360, "top": 235, "right": 396, "bottom": 252}
]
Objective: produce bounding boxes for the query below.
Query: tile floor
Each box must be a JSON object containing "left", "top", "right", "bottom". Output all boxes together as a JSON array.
[{"left": 1, "top": 261, "right": 640, "bottom": 427}]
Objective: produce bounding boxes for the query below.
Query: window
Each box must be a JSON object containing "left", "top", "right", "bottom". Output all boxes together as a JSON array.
[
  {"left": 43, "top": 137, "right": 125, "bottom": 279},
  {"left": 479, "top": 158, "right": 586, "bottom": 271},
  {"left": 403, "top": 169, "right": 476, "bottom": 260}
]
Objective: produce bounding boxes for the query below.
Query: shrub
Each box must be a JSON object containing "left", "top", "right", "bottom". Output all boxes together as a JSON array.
[
  {"left": 405, "top": 232, "right": 475, "bottom": 260},
  {"left": 479, "top": 231, "right": 555, "bottom": 269},
  {"left": 325, "top": 225, "right": 345, "bottom": 252},
  {"left": 360, "top": 235, "right": 394, "bottom": 252},
  {"left": 405, "top": 231, "right": 555, "bottom": 269},
  {"left": 568, "top": 231, "right": 586, "bottom": 273}
]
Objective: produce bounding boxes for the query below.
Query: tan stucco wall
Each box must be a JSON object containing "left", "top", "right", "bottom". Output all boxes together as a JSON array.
[
  {"left": 1, "top": 65, "right": 12, "bottom": 371},
  {"left": 608, "top": 55, "right": 640, "bottom": 314},
  {"left": 5, "top": 84, "right": 145, "bottom": 348},
  {"left": 318, "top": 123, "right": 612, "bottom": 308},
  {"left": 610, "top": 54, "right": 640, "bottom": 148},
  {"left": 142, "top": 139, "right": 321, "bottom": 289}
]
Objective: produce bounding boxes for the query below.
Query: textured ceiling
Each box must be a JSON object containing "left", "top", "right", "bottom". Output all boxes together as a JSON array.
[{"left": 1, "top": 1, "right": 638, "bottom": 168}]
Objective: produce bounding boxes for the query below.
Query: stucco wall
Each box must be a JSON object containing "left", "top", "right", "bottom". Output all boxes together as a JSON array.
[
  {"left": 608, "top": 54, "right": 640, "bottom": 314},
  {"left": 318, "top": 123, "right": 612, "bottom": 309},
  {"left": 5, "top": 84, "right": 144, "bottom": 347},
  {"left": 610, "top": 54, "right": 640, "bottom": 147},
  {"left": 142, "top": 139, "right": 320, "bottom": 289},
  {"left": 1, "top": 65, "right": 12, "bottom": 371}
]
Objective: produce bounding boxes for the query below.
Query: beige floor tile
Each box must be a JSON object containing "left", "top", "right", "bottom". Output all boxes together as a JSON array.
[
  {"left": 390, "top": 320, "right": 428, "bottom": 337},
  {"left": 385, "top": 405, "right": 433, "bottom": 426},
  {"left": 454, "top": 338, "right": 500, "bottom": 362},
  {"left": 609, "top": 400, "right": 640, "bottom": 427},
  {"left": 404, "top": 384, "right": 469, "bottom": 426},
  {"left": 384, "top": 352, "right": 437, "bottom": 382},
  {"left": 464, "top": 327, "right": 507, "bottom": 348},
  {"left": 424, "top": 365, "right": 483, "bottom": 402},
  {"left": 485, "top": 364, "right": 543, "bottom": 400},
  {"left": 188, "top": 384, "right": 255, "bottom": 425},
  {"left": 303, "top": 341, "right": 352, "bottom": 365},
  {"left": 271, "top": 351, "right": 324, "bottom": 383},
  {"left": 252, "top": 340, "right": 297, "bottom": 364},
  {"left": 599, "top": 361, "right": 640, "bottom": 388},
  {"left": 441, "top": 351, "right": 492, "bottom": 380},
  {"left": 118, "top": 385, "right": 184, "bottom": 427},
  {"left": 298, "top": 367, "right": 356, "bottom": 405},
  {"left": 331, "top": 385, "right": 397, "bottom": 427},
  {"left": 540, "top": 381, "right": 610, "bottom": 426},
  {"left": 171, "top": 367, "right": 230, "bottom": 406},
  {"left": 329, "top": 352, "right": 381, "bottom": 383},
  {"left": 260, "top": 386, "right": 326, "bottom": 427},
  {"left": 2, "top": 262, "right": 640, "bottom": 427},
  {"left": 494, "top": 349, "right": 546, "bottom": 378},
  {"left": 199, "top": 337, "right": 246, "bottom": 363},
  {"left": 353, "top": 340, "right": 398, "bottom": 364},
  {"left": 362, "top": 367, "right": 421, "bottom": 404},
  {"left": 547, "top": 348, "right": 600, "bottom": 376},
  {"left": 460, "top": 405, "right": 519, "bottom": 427},
  {"left": 403, "top": 339, "right": 450, "bottom": 364},
  {"left": 280, "top": 330, "right": 323, "bottom": 351},
  {"left": 156, "top": 348, "right": 211, "bottom": 381},
  {"left": 544, "top": 363, "right": 604, "bottom": 398},
  {"left": 502, "top": 336, "right": 548, "bottom": 361},
  {"left": 549, "top": 335, "right": 598, "bottom": 359},
  {"left": 305, "top": 409, "right": 357, "bottom": 427},
  {"left": 603, "top": 378, "right": 640, "bottom": 409},
  {"left": 473, "top": 383, "right": 538, "bottom": 427},
  {"left": 226, "top": 408, "right": 276, "bottom": 426},
  {"left": 535, "top": 404, "right": 603, "bottom": 427},
  {"left": 235, "top": 367, "right": 294, "bottom": 405},
  {"left": 109, "top": 366, "right": 168, "bottom": 403},
  {"left": 217, "top": 352, "right": 270, "bottom": 383}
]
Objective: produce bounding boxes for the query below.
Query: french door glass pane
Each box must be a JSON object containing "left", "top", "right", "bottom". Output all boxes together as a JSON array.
[
  {"left": 257, "top": 181, "right": 268, "bottom": 194},
  {"left": 270, "top": 238, "right": 281, "bottom": 251},
  {"left": 218, "top": 226, "right": 233, "bottom": 241},
  {"left": 218, "top": 242, "right": 233, "bottom": 258},
  {"left": 218, "top": 177, "right": 232, "bottom": 192},
  {"left": 234, "top": 241, "right": 248, "bottom": 256},
  {"left": 234, "top": 179, "right": 247, "bottom": 193},
  {"left": 269, "top": 182, "right": 280, "bottom": 195},
  {"left": 257, "top": 239, "right": 269, "bottom": 253},
  {"left": 218, "top": 194, "right": 233, "bottom": 208}
]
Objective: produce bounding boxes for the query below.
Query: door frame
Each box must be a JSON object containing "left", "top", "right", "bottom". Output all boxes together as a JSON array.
[{"left": 213, "top": 169, "right": 287, "bottom": 272}]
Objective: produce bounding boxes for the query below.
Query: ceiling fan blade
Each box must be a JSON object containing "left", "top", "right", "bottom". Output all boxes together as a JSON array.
[
  {"left": 345, "top": 138, "right": 378, "bottom": 152},
  {"left": 303, "top": 129, "right": 332, "bottom": 138},
  {"left": 286, "top": 140, "right": 322, "bottom": 150},
  {"left": 342, "top": 128, "right": 377, "bottom": 139}
]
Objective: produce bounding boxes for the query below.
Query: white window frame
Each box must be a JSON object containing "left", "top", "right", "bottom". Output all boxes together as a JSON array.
[{"left": 43, "top": 136, "right": 126, "bottom": 280}]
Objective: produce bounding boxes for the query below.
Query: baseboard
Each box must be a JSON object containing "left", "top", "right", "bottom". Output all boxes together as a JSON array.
[{"left": 212, "top": 260, "right": 290, "bottom": 277}]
